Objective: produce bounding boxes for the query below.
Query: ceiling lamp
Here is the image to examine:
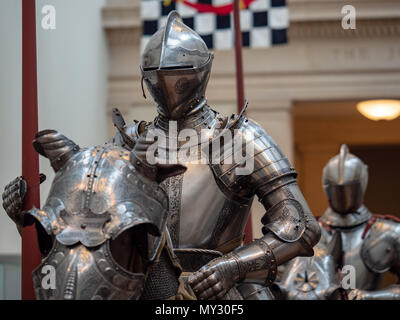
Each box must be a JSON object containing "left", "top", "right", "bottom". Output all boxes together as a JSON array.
[{"left": 357, "top": 99, "right": 400, "bottom": 121}]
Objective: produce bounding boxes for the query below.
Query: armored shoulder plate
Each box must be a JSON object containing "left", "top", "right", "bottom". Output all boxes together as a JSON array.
[
  {"left": 209, "top": 116, "right": 304, "bottom": 242},
  {"left": 209, "top": 117, "right": 296, "bottom": 199},
  {"left": 361, "top": 217, "right": 400, "bottom": 273}
]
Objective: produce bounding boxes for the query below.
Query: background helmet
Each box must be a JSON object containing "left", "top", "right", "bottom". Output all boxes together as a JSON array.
[
  {"left": 322, "top": 144, "right": 368, "bottom": 214},
  {"left": 140, "top": 11, "right": 213, "bottom": 120}
]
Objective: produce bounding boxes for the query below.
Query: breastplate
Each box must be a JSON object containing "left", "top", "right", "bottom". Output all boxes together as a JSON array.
[
  {"left": 322, "top": 224, "right": 382, "bottom": 290},
  {"left": 148, "top": 106, "right": 253, "bottom": 251},
  {"left": 162, "top": 163, "right": 253, "bottom": 250}
]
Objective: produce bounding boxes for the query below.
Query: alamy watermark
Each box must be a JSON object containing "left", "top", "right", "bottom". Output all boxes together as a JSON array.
[
  {"left": 41, "top": 265, "right": 56, "bottom": 290},
  {"left": 40, "top": 4, "right": 356, "bottom": 31},
  {"left": 41, "top": 5, "right": 56, "bottom": 30},
  {"left": 341, "top": 5, "right": 356, "bottom": 30},
  {"left": 143, "top": 122, "right": 255, "bottom": 176},
  {"left": 40, "top": 262, "right": 357, "bottom": 291},
  {"left": 341, "top": 264, "right": 356, "bottom": 290}
]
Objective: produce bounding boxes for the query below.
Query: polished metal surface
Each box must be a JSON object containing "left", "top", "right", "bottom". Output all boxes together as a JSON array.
[
  {"left": 320, "top": 205, "right": 371, "bottom": 228},
  {"left": 141, "top": 11, "right": 213, "bottom": 120},
  {"left": 208, "top": 118, "right": 312, "bottom": 245},
  {"left": 2, "top": 14, "right": 322, "bottom": 300},
  {"left": 280, "top": 212, "right": 400, "bottom": 300},
  {"left": 188, "top": 251, "right": 241, "bottom": 300},
  {"left": 361, "top": 218, "right": 400, "bottom": 273},
  {"left": 348, "top": 285, "right": 400, "bottom": 300},
  {"left": 109, "top": 109, "right": 147, "bottom": 150},
  {"left": 119, "top": 120, "right": 144, "bottom": 146},
  {"left": 322, "top": 215, "right": 400, "bottom": 294},
  {"left": 28, "top": 130, "right": 178, "bottom": 300},
  {"left": 322, "top": 144, "right": 368, "bottom": 214},
  {"left": 29, "top": 145, "right": 169, "bottom": 258},
  {"left": 121, "top": 104, "right": 320, "bottom": 299},
  {"left": 142, "top": 11, "right": 209, "bottom": 70},
  {"left": 346, "top": 216, "right": 400, "bottom": 299},
  {"left": 33, "top": 129, "right": 81, "bottom": 172},
  {"left": 209, "top": 118, "right": 296, "bottom": 196},
  {"left": 33, "top": 240, "right": 146, "bottom": 300},
  {"left": 275, "top": 143, "right": 400, "bottom": 300},
  {"left": 261, "top": 198, "right": 306, "bottom": 243},
  {"left": 236, "top": 282, "right": 275, "bottom": 300},
  {"left": 2, "top": 176, "right": 28, "bottom": 231},
  {"left": 284, "top": 200, "right": 400, "bottom": 299},
  {"left": 143, "top": 112, "right": 319, "bottom": 254},
  {"left": 319, "top": 145, "right": 400, "bottom": 298},
  {"left": 175, "top": 248, "right": 243, "bottom": 300},
  {"left": 278, "top": 232, "right": 344, "bottom": 300},
  {"left": 153, "top": 98, "right": 221, "bottom": 135},
  {"left": 327, "top": 223, "right": 378, "bottom": 290},
  {"left": 179, "top": 163, "right": 251, "bottom": 249},
  {"left": 232, "top": 239, "right": 278, "bottom": 284}
]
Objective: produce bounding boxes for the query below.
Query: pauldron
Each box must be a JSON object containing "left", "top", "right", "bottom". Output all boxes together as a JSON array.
[
  {"left": 361, "top": 216, "right": 400, "bottom": 273},
  {"left": 209, "top": 116, "right": 308, "bottom": 245}
]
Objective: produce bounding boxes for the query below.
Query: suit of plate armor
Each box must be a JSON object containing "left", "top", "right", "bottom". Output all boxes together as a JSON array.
[
  {"left": 112, "top": 11, "right": 320, "bottom": 300},
  {"left": 319, "top": 145, "right": 400, "bottom": 299},
  {"left": 2, "top": 11, "right": 320, "bottom": 300}
]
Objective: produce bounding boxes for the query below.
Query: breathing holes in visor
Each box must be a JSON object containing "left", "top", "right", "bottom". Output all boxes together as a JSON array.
[{"left": 142, "top": 65, "right": 193, "bottom": 71}]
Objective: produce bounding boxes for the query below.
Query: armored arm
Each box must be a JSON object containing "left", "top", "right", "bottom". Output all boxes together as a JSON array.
[
  {"left": 226, "top": 185, "right": 320, "bottom": 286},
  {"left": 189, "top": 118, "right": 320, "bottom": 299}
]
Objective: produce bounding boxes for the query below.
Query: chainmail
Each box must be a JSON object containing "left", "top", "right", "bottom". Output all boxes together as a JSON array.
[{"left": 140, "top": 249, "right": 180, "bottom": 300}]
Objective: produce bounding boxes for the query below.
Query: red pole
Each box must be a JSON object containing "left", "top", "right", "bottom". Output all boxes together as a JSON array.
[
  {"left": 22, "top": 0, "right": 41, "bottom": 300},
  {"left": 233, "top": 0, "right": 244, "bottom": 110},
  {"left": 233, "top": 0, "right": 253, "bottom": 243}
]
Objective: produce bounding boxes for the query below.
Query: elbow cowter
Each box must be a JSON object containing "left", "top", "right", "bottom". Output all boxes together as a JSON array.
[
  {"left": 260, "top": 183, "right": 321, "bottom": 257},
  {"left": 300, "top": 212, "right": 322, "bottom": 256}
]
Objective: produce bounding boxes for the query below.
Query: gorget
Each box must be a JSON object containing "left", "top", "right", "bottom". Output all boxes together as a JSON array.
[{"left": 320, "top": 205, "right": 371, "bottom": 228}]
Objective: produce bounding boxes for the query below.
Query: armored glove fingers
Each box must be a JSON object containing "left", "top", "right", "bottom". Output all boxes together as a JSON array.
[
  {"left": 2, "top": 174, "right": 46, "bottom": 230},
  {"left": 347, "top": 288, "right": 368, "bottom": 300},
  {"left": 348, "top": 286, "right": 400, "bottom": 300},
  {"left": 187, "top": 254, "right": 240, "bottom": 300},
  {"left": 2, "top": 176, "right": 27, "bottom": 226},
  {"left": 188, "top": 238, "right": 278, "bottom": 300}
]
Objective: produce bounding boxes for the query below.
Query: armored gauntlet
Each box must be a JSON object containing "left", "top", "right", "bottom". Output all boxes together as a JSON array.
[
  {"left": 188, "top": 238, "right": 277, "bottom": 299},
  {"left": 2, "top": 176, "right": 28, "bottom": 230}
]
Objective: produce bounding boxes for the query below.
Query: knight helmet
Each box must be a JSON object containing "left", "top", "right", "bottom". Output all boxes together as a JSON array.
[
  {"left": 322, "top": 144, "right": 368, "bottom": 214},
  {"left": 140, "top": 11, "right": 213, "bottom": 120}
]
